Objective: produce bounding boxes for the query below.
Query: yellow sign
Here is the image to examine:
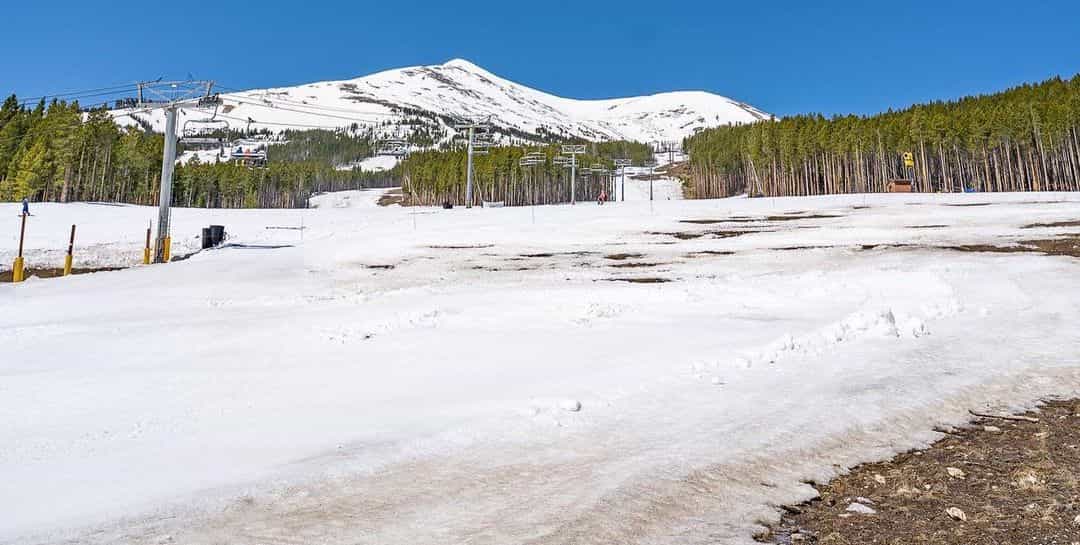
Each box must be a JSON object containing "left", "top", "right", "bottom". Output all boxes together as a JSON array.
[{"left": 902, "top": 152, "right": 915, "bottom": 168}]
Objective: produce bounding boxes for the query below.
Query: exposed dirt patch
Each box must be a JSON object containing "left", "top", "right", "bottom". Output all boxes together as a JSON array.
[
  {"left": 685, "top": 250, "right": 737, "bottom": 258},
  {"left": 520, "top": 251, "right": 597, "bottom": 258},
  {"left": 605, "top": 253, "right": 645, "bottom": 261},
  {"left": 1022, "top": 220, "right": 1080, "bottom": 229},
  {"left": 859, "top": 244, "right": 915, "bottom": 251},
  {"left": 429, "top": 244, "right": 495, "bottom": 250},
  {"left": 766, "top": 214, "right": 843, "bottom": 221},
  {"left": 363, "top": 264, "right": 395, "bottom": 270},
  {"left": 609, "top": 262, "right": 665, "bottom": 269},
  {"left": 908, "top": 225, "right": 949, "bottom": 229},
  {"left": 680, "top": 219, "right": 731, "bottom": 225},
  {"left": 758, "top": 400, "right": 1080, "bottom": 545},
  {"left": 650, "top": 230, "right": 759, "bottom": 241},
  {"left": 648, "top": 231, "right": 706, "bottom": 240},
  {"left": 773, "top": 245, "right": 838, "bottom": 252},
  {"left": 470, "top": 265, "right": 537, "bottom": 272},
  {"left": 711, "top": 230, "right": 757, "bottom": 239},
  {"left": 605, "top": 277, "right": 672, "bottom": 284},
  {"left": 944, "top": 202, "right": 994, "bottom": 207},
  {"left": 377, "top": 188, "right": 405, "bottom": 207},
  {"left": 1, "top": 266, "right": 124, "bottom": 282},
  {"left": 679, "top": 214, "right": 841, "bottom": 225},
  {"left": 945, "top": 236, "right": 1080, "bottom": 258}
]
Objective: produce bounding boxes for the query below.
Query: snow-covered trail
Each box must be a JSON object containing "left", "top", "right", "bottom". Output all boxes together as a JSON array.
[{"left": 2, "top": 191, "right": 1079, "bottom": 544}]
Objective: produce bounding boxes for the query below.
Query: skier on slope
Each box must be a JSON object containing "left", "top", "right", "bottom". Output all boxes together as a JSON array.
[
  {"left": 21, "top": 197, "right": 30, "bottom": 217},
  {"left": 597, "top": 189, "right": 607, "bottom": 206}
]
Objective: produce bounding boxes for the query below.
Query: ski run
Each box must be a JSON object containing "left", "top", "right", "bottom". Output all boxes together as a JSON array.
[{"left": 3, "top": 189, "right": 1080, "bottom": 544}]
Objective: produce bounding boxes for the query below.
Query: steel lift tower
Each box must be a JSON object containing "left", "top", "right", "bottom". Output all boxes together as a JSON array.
[{"left": 117, "top": 80, "right": 220, "bottom": 262}]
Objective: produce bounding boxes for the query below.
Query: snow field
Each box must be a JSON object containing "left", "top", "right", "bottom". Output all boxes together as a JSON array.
[{"left": 2, "top": 190, "right": 1079, "bottom": 544}]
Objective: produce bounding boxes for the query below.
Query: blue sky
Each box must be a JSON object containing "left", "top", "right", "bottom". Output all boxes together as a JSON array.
[{"left": 3, "top": 0, "right": 1078, "bottom": 117}]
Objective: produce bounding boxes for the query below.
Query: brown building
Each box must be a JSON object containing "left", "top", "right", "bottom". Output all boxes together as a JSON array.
[{"left": 887, "top": 179, "right": 914, "bottom": 193}]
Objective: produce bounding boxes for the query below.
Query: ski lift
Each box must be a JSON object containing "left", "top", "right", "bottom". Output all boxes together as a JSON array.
[
  {"left": 519, "top": 151, "right": 546, "bottom": 167},
  {"left": 377, "top": 138, "right": 409, "bottom": 158},
  {"left": 180, "top": 109, "right": 230, "bottom": 151},
  {"left": 230, "top": 139, "right": 268, "bottom": 168},
  {"left": 473, "top": 127, "right": 496, "bottom": 154}
]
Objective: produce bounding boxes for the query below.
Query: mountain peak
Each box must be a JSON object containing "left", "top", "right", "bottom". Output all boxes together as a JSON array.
[
  {"left": 125, "top": 59, "right": 769, "bottom": 144},
  {"left": 442, "top": 58, "right": 483, "bottom": 71}
]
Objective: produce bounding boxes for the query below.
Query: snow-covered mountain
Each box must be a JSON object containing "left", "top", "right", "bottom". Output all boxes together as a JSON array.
[{"left": 126, "top": 59, "right": 769, "bottom": 146}]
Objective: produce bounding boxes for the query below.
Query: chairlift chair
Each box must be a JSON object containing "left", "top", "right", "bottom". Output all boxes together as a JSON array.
[
  {"left": 377, "top": 138, "right": 409, "bottom": 158},
  {"left": 230, "top": 140, "right": 268, "bottom": 168}
]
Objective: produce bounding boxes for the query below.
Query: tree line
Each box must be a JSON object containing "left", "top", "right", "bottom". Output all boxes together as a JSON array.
[
  {"left": 683, "top": 74, "right": 1080, "bottom": 198},
  {"left": 1, "top": 98, "right": 165, "bottom": 204},
  {"left": 0, "top": 95, "right": 398, "bottom": 207},
  {"left": 400, "top": 140, "right": 653, "bottom": 206}
]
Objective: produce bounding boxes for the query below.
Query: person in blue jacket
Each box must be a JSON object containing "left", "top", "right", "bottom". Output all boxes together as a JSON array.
[{"left": 21, "top": 197, "right": 29, "bottom": 216}]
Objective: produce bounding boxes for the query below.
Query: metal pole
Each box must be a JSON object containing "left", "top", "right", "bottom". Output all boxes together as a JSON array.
[
  {"left": 621, "top": 168, "right": 626, "bottom": 202},
  {"left": 465, "top": 126, "right": 475, "bottom": 208},
  {"left": 570, "top": 155, "right": 577, "bottom": 205},
  {"left": 155, "top": 106, "right": 178, "bottom": 263}
]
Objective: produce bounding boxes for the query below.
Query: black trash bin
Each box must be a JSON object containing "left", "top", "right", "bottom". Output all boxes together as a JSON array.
[
  {"left": 201, "top": 227, "right": 213, "bottom": 249},
  {"left": 209, "top": 225, "right": 226, "bottom": 246}
]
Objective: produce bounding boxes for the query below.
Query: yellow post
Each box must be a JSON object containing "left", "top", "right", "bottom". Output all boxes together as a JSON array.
[
  {"left": 63, "top": 224, "right": 76, "bottom": 276},
  {"left": 163, "top": 236, "right": 171, "bottom": 262},
  {"left": 143, "top": 225, "right": 152, "bottom": 265},
  {"left": 12, "top": 257, "right": 24, "bottom": 283}
]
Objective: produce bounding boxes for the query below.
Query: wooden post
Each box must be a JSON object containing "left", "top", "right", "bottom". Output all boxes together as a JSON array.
[
  {"left": 63, "top": 224, "right": 76, "bottom": 276},
  {"left": 12, "top": 213, "right": 27, "bottom": 282}
]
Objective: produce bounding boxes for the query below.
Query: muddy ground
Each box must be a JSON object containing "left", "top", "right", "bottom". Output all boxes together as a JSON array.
[{"left": 759, "top": 400, "right": 1080, "bottom": 544}]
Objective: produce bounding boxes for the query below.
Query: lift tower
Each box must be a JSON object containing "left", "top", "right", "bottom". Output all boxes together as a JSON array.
[{"left": 117, "top": 80, "right": 220, "bottom": 262}]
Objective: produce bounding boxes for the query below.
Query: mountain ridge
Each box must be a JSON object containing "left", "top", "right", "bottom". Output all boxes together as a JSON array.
[{"left": 125, "top": 58, "right": 770, "bottom": 146}]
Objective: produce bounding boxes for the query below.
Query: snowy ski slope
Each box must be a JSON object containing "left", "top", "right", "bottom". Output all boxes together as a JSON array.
[{"left": 2, "top": 191, "right": 1080, "bottom": 544}]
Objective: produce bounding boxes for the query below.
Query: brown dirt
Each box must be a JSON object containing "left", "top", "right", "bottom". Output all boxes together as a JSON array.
[
  {"left": 685, "top": 250, "right": 736, "bottom": 258},
  {"left": 520, "top": 251, "right": 598, "bottom": 258},
  {"left": 678, "top": 214, "right": 841, "bottom": 225},
  {"left": 1, "top": 266, "right": 123, "bottom": 282},
  {"left": 773, "top": 245, "right": 838, "bottom": 252},
  {"left": 609, "top": 262, "right": 664, "bottom": 269},
  {"left": 945, "top": 236, "right": 1080, "bottom": 258},
  {"left": 765, "top": 214, "right": 844, "bottom": 221},
  {"left": 758, "top": 400, "right": 1080, "bottom": 545},
  {"left": 604, "top": 277, "right": 671, "bottom": 284},
  {"left": 377, "top": 188, "right": 405, "bottom": 207},
  {"left": 648, "top": 230, "right": 759, "bottom": 240},
  {"left": 428, "top": 244, "right": 495, "bottom": 250},
  {"left": 605, "top": 253, "right": 645, "bottom": 261},
  {"left": 648, "top": 231, "right": 706, "bottom": 240},
  {"left": 1022, "top": 220, "right": 1080, "bottom": 229}
]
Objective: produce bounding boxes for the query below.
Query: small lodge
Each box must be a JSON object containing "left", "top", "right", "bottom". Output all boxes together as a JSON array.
[{"left": 887, "top": 179, "right": 914, "bottom": 193}]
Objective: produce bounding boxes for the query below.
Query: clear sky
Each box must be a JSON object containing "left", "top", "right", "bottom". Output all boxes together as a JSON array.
[{"left": 3, "top": 0, "right": 1078, "bottom": 117}]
